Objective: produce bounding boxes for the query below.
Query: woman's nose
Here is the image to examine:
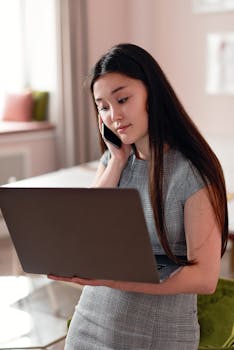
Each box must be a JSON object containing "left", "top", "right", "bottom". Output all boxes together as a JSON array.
[{"left": 110, "top": 106, "right": 122, "bottom": 122}]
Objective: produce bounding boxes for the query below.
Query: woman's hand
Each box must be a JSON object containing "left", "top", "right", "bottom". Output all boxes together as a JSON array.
[
  {"left": 48, "top": 274, "right": 161, "bottom": 294},
  {"left": 98, "top": 115, "right": 132, "bottom": 167},
  {"left": 48, "top": 274, "right": 134, "bottom": 290},
  {"left": 91, "top": 115, "right": 132, "bottom": 188}
]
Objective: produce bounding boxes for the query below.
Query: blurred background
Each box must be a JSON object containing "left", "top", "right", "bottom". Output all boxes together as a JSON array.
[
  {"left": 0, "top": 0, "right": 234, "bottom": 349},
  {"left": 0, "top": 0, "right": 233, "bottom": 174}
]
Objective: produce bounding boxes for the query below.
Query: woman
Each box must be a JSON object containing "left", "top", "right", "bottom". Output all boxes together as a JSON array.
[{"left": 50, "top": 43, "right": 228, "bottom": 349}]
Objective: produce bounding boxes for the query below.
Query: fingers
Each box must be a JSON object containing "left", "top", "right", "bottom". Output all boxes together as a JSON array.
[
  {"left": 47, "top": 275, "right": 143, "bottom": 292},
  {"left": 47, "top": 274, "right": 92, "bottom": 285},
  {"left": 48, "top": 274, "right": 59, "bottom": 280},
  {"left": 98, "top": 114, "right": 103, "bottom": 133},
  {"left": 47, "top": 274, "right": 73, "bottom": 282},
  {"left": 69, "top": 277, "right": 89, "bottom": 285}
]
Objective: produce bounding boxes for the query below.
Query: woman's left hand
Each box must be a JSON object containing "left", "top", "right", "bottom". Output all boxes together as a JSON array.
[{"left": 48, "top": 274, "right": 155, "bottom": 294}]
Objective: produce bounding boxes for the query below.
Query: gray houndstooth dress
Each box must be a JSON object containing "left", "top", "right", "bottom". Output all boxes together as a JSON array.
[{"left": 65, "top": 149, "right": 205, "bottom": 350}]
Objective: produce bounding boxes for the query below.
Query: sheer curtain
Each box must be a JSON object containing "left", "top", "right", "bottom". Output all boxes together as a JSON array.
[
  {"left": 0, "top": 0, "right": 99, "bottom": 167},
  {"left": 0, "top": 0, "right": 56, "bottom": 118},
  {"left": 54, "top": 0, "right": 100, "bottom": 167},
  {"left": 0, "top": 0, "right": 24, "bottom": 115}
]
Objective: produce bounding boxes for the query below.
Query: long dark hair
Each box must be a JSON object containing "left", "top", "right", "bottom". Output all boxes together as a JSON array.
[{"left": 89, "top": 43, "right": 228, "bottom": 264}]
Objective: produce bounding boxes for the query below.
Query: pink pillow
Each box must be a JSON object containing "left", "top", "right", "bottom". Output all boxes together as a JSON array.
[{"left": 2, "top": 91, "right": 33, "bottom": 121}]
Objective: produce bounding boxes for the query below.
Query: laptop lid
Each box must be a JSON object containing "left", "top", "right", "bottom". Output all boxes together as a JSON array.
[{"left": 0, "top": 187, "right": 159, "bottom": 283}]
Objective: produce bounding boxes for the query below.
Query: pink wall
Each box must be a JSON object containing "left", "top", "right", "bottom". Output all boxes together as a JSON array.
[
  {"left": 83, "top": 0, "right": 234, "bottom": 183},
  {"left": 86, "top": 0, "right": 234, "bottom": 137},
  {"left": 86, "top": 0, "right": 130, "bottom": 68},
  {"left": 86, "top": 0, "right": 157, "bottom": 69},
  {"left": 148, "top": 0, "right": 234, "bottom": 137}
]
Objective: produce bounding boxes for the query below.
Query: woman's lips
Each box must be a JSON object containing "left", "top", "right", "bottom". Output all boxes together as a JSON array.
[{"left": 116, "top": 124, "right": 131, "bottom": 134}]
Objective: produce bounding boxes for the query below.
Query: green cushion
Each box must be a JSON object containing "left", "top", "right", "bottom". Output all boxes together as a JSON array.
[
  {"left": 198, "top": 278, "right": 234, "bottom": 349},
  {"left": 32, "top": 91, "right": 49, "bottom": 121}
]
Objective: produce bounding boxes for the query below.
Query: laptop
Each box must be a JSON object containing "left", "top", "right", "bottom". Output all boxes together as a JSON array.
[{"left": 0, "top": 187, "right": 159, "bottom": 283}]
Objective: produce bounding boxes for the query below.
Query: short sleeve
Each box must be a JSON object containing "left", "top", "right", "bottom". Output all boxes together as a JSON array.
[
  {"left": 100, "top": 149, "right": 111, "bottom": 167},
  {"left": 182, "top": 162, "right": 207, "bottom": 202}
]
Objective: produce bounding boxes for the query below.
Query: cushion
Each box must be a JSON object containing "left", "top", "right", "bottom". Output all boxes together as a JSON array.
[
  {"left": 32, "top": 91, "right": 49, "bottom": 121},
  {"left": 198, "top": 278, "right": 234, "bottom": 349},
  {"left": 2, "top": 91, "right": 33, "bottom": 122}
]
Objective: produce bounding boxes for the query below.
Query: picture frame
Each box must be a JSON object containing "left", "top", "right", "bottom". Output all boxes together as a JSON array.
[
  {"left": 206, "top": 33, "right": 234, "bottom": 94},
  {"left": 193, "top": 0, "right": 234, "bottom": 13}
]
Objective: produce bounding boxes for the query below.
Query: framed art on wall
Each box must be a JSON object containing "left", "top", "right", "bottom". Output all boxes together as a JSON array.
[
  {"left": 206, "top": 33, "right": 234, "bottom": 94},
  {"left": 193, "top": 0, "right": 234, "bottom": 13}
]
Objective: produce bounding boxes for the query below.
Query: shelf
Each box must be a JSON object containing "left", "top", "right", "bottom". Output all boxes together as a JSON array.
[{"left": 0, "top": 121, "right": 55, "bottom": 135}]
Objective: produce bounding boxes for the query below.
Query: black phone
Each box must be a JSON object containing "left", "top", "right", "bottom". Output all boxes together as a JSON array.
[{"left": 101, "top": 123, "right": 122, "bottom": 149}]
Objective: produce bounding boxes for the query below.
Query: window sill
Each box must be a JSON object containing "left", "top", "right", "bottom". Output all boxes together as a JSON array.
[{"left": 0, "top": 121, "right": 55, "bottom": 135}]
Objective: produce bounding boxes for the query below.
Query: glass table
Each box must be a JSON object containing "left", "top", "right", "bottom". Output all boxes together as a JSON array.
[{"left": 0, "top": 275, "right": 82, "bottom": 349}]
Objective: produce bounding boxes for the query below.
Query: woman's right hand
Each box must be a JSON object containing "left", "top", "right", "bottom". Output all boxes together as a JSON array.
[
  {"left": 92, "top": 115, "right": 132, "bottom": 188},
  {"left": 98, "top": 115, "right": 132, "bottom": 167}
]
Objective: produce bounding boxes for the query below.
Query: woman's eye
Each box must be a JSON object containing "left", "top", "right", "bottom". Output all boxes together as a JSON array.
[
  {"left": 98, "top": 106, "right": 109, "bottom": 112},
  {"left": 118, "top": 97, "right": 128, "bottom": 104}
]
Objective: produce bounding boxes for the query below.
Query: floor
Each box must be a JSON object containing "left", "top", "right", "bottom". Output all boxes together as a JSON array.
[
  {"left": 0, "top": 234, "right": 234, "bottom": 350},
  {"left": 0, "top": 235, "right": 82, "bottom": 350}
]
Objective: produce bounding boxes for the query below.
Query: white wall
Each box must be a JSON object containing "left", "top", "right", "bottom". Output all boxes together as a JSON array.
[
  {"left": 151, "top": 0, "right": 234, "bottom": 189},
  {"left": 152, "top": 0, "right": 234, "bottom": 137},
  {"left": 83, "top": 0, "right": 234, "bottom": 188},
  {"left": 85, "top": 0, "right": 234, "bottom": 138}
]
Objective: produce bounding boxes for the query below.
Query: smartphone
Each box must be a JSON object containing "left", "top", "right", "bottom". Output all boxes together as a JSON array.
[{"left": 101, "top": 123, "right": 122, "bottom": 149}]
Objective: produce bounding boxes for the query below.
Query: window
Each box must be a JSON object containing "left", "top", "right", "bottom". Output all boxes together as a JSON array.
[
  {"left": 0, "top": 0, "right": 56, "bottom": 118},
  {"left": 0, "top": 0, "right": 24, "bottom": 113}
]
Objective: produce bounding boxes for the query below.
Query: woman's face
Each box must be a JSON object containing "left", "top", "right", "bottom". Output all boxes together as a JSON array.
[{"left": 93, "top": 72, "right": 149, "bottom": 149}]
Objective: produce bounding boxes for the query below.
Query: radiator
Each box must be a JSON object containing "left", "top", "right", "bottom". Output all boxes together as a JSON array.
[
  {"left": 0, "top": 150, "right": 29, "bottom": 186},
  {"left": 0, "top": 150, "right": 29, "bottom": 238}
]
